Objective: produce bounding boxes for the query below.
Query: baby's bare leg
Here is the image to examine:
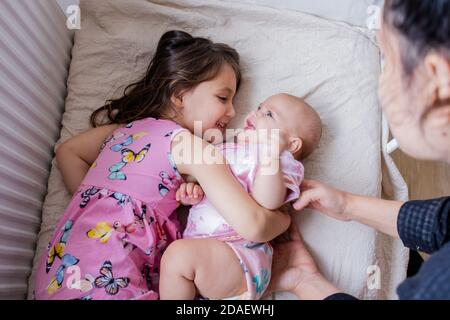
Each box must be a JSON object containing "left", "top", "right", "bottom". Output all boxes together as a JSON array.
[{"left": 159, "top": 238, "right": 247, "bottom": 300}]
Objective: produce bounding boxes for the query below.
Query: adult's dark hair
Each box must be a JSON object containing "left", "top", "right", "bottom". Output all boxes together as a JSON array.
[
  {"left": 91, "top": 30, "right": 241, "bottom": 127},
  {"left": 383, "top": 0, "right": 450, "bottom": 75}
]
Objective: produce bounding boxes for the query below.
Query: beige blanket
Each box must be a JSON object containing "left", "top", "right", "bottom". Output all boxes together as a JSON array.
[{"left": 28, "top": 0, "right": 408, "bottom": 299}]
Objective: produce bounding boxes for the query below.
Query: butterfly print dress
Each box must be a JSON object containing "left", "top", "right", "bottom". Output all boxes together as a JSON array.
[{"left": 34, "top": 118, "right": 186, "bottom": 300}]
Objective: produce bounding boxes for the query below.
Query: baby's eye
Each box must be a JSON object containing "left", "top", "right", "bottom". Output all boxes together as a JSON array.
[
  {"left": 265, "top": 111, "right": 273, "bottom": 118},
  {"left": 218, "top": 96, "right": 228, "bottom": 102},
  {"left": 257, "top": 105, "right": 262, "bottom": 111}
]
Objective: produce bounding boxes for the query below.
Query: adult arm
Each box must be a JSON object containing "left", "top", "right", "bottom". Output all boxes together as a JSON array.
[
  {"left": 396, "top": 197, "right": 450, "bottom": 254},
  {"left": 293, "top": 180, "right": 403, "bottom": 238},
  {"left": 294, "top": 180, "right": 450, "bottom": 252}
]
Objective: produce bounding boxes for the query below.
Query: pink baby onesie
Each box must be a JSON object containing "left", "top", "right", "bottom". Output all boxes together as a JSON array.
[{"left": 183, "top": 142, "right": 304, "bottom": 299}]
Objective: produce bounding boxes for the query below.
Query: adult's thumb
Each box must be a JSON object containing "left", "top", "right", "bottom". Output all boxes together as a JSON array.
[{"left": 293, "top": 190, "right": 315, "bottom": 211}]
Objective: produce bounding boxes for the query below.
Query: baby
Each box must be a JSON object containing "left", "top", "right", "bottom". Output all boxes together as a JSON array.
[{"left": 159, "top": 93, "right": 322, "bottom": 300}]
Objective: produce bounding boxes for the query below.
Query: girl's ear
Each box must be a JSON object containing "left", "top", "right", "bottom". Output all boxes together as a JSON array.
[
  {"left": 288, "top": 137, "right": 303, "bottom": 156},
  {"left": 170, "top": 93, "right": 184, "bottom": 110}
]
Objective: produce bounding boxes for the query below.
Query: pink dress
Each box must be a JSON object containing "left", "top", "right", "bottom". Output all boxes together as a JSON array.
[
  {"left": 34, "top": 118, "right": 186, "bottom": 300},
  {"left": 184, "top": 143, "right": 304, "bottom": 300}
]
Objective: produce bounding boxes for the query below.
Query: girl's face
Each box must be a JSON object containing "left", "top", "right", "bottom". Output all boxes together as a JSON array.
[{"left": 178, "top": 64, "right": 237, "bottom": 139}]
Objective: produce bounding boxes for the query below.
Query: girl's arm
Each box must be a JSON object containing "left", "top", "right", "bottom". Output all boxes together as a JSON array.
[
  {"left": 171, "top": 131, "right": 291, "bottom": 243},
  {"left": 56, "top": 124, "right": 119, "bottom": 194}
]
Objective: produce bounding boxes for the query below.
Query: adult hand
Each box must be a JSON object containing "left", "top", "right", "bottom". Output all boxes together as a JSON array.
[
  {"left": 266, "top": 215, "right": 341, "bottom": 300},
  {"left": 266, "top": 221, "right": 320, "bottom": 295},
  {"left": 293, "top": 180, "right": 351, "bottom": 221},
  {"left": 293, "top": 180, "right": 403, "bottom": 238}
]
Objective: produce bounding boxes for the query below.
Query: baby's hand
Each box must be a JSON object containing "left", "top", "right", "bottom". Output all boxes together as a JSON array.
[{"left": 176, "top": 182, "right": 204, "bottom": 206}]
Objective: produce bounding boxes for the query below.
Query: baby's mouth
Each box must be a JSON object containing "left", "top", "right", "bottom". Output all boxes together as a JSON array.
[
  {"left": 244, "top": 119, "right": 256, "bottom": 131},
  {"left": 215, "top": 121, "right": 226, "bottom": 131}
]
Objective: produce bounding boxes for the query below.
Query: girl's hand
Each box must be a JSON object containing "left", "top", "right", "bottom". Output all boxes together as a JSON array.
[
  {"left": 293, "top": 180, "right": 351, "bottom": 221},
  {"left": 176, "top": 182, "right": 204, "bottom": 206}
]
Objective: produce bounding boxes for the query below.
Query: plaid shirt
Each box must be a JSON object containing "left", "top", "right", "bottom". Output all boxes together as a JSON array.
[
  {"left": 326, "top": 197, "right": 450, "bottom": 300},
  {"left": 396, "top": 197, "right": 450, "bottom": 299}
]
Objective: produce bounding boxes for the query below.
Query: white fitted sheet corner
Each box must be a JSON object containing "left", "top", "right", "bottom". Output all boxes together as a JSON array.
[{"left": 28, "top": 0, "right": 407, "bottom": 300}]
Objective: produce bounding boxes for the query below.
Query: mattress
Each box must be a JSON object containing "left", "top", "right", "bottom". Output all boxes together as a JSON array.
[{"left": 28, "top": 0, "right": 408, "bottom": 299}]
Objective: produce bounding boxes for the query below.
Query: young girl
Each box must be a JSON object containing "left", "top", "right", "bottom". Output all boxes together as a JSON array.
[
  {"left": 159, "top": 94, "right": 322, "bottom": 300},
  {"left": 33, "top": 30, "right": 290, "bottom": 300}
]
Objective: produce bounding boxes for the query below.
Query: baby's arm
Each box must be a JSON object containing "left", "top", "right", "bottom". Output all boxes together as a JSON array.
[
  {"left": 56, "top": 124, "right": 119, "bottom": 194},
  {"left": 251, "top": 165, "right": 287, "bottom": 210},
  {"left": 236, "top": 129, "right": 287, "bottom": 210}
]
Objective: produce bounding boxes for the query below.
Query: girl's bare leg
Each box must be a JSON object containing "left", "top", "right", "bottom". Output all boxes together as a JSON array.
[{"left": 159, "top": 238, "right": 247, "bottom": 300}]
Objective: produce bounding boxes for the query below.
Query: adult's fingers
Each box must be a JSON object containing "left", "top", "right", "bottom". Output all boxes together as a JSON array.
[
  {"left": 300, "top": 179, "right": 321, "bottom": 190},
  {"left": 293, "top": 189, "right": 318, "bottom": 211}
]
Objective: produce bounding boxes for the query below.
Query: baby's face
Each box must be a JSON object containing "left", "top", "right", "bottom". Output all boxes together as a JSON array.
[
  {"left": 243, "top": 94, "right": 304, "bottom": 139},
  {"left": 243, "top": 93, "right": 322, "bottom": 159}
]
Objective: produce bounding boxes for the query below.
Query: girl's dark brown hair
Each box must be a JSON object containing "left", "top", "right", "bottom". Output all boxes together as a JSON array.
[{"left": 91, "top": 30, "right": 241, "bottom": 127}]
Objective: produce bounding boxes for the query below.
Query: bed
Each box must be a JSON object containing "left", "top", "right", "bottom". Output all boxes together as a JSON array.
[{"left": 1, "top": 0, "right": 409, "bottom": 300}]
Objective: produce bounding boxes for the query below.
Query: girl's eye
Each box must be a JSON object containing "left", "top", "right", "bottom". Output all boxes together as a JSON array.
[{"left": 218, "top": 96, "right": 228, "bottom": 102}]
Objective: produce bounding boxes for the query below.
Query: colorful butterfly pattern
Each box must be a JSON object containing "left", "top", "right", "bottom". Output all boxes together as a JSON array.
[
  {"left": 110, "top": 192, "right": 129, "bottom": 207},
  {"left": 108, "top": 143, "right": 151, "bottom": 181},
  {"left": 167, "top": 153, "right": 183, "bottom": 180},
  {"left": 87, "top": 222, "right": 113, "bottom": 243},
  {"left": 80, "top": 187, "right": 101, "bottom": 208},
  {"left": 252, "top": 268, "right": 270, "bottom": 296},
  {"left": 47, "top": 253, "right": 80, "bottom": 295},
  {"left": 113, "top": 221, "right": 137, "bottom": 234},
  {"left": 46, "top": 220, "right": 74, "bottom": 273},
  {"left": 110, "top": 131, "right": 147, "bottom": 152},
  {"left": 100, "top": 132, "right": 125, "bottom": 151},
  {"left": 94, "top": 261, "right": 129, "bottom": 295},
  {"left": 158, "top": 169, "right": 181, "bottom": 197}
]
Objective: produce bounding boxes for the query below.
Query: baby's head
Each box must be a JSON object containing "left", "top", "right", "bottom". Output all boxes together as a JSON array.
[{"left": 244, "top": 93, "right": 322, "bottom": 160}]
